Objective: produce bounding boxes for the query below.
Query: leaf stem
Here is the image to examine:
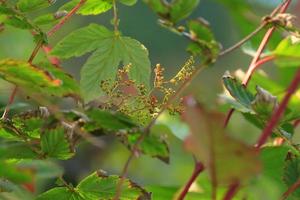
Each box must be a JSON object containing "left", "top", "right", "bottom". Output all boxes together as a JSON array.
[
  {"left": 1, "top": 0, "right": 87, "bottom": 119},
  {"left": 223, "top": 0, "right": 291, "bottom": 128},
  {"left": 281, "top": 178, "right": 300, "bottom": 200},
  {"left": 177, "top": 161, "right": 205, "bottom": 200},
  {"left": 112, "top": 0, "right": 119, "bottom": 33},
  {"left": 256, "top": 68, "right": 300, "bottom": 149}
]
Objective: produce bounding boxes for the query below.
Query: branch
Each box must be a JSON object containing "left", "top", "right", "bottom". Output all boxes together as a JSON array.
[
  {"left": 256, "top": 68, "right": 300, "bottom": 149},
  {"left": 281, "top": 179, "right": 300, "bottom": 200},
  {"left": 112, "top": 0, "right": 119, "bottom": 33},
  {"left": 222, "top": 182, "right": 240, "bottom": 200},
  {"left": 1, "top": 0, "right": 86, "bottom": 119},
  {"left": 223, "top": 0, "right": 292, "bottom": 128},
  {"left": 177, "top": 161, "right": 205, "bottom": 200}
]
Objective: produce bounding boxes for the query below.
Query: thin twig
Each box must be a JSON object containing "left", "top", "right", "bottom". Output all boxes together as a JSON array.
[
  {"left": 112, "top": 0, "right": 119, "bottom": 33},
  {"left": 1, "top": 0, "right": 86, "bottom": 119},
  {"left": 177, "top": 161, "right": 204, "bottom": 200},
  {"left": 256, "top": 68, "right": 300, "bottom": 149},
  {"left": 223, "top": 0, "right": 292, "bottom": 128},
  {"left": 281, "top": 178, "right": 300, "bottom": 200}
]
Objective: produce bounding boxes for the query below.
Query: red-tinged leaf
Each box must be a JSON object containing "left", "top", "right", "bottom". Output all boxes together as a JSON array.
[{"left": 182, "top": 96, "right": 261, "bottom": 185}]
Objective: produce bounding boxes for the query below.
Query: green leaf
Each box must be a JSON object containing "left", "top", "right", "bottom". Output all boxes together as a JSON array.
[
  {"left": 143, "top": 0, "right": 169, "bottom": 16},
  {"left": 60, "top": 0, "right": 112, "bottom": 16},
  {"left": 51, "top": 24, "right": 113, "bottom": 59},
  {"left": 126, "top": 131, "right": 170, "bottom": 163},
  {"left": 0, "top": 59, "right": 80, "bottom": 99},
  {"left": 170, "top": 0, "right": 200, "bottom": 23},
  {"left": 36, "top": 187, "right": 84, "bottom": 200},
  {"left": 77, "top": 171, "right": 150, "bottom": 200},
  {"left": 17, "top": 0, "right": 54, "bottom": 12},
  {"left": 0, "top": 141, "right": 39, "bottom": 159},
  {"left": 38, "top": 171, "right": 150, "bottom": 200},
  {"left": 0, "top": 161, "right": 32, "bottom": 183},
  {"left": 182, "top": 97, "right": 261, "bottom": 185},
  {"left": 222, "top": 73, "right": 255, "bottom": 111},
  {"left": 283, "top": 155, "right": 300, "bottom": 198},
  {"left": 260, "top": 146, "right": 290, "bottom": 193},
  {"left": 274, "top": 37, "right": 300, "bottom": 68},
  {"left": 118, "top": 0, "right": 138, "bottom": 6},
  {"left": 34, "top": 13, "right": 60, "bottom": 26},
  {"left": 41, "top": 127, "right": 74, "bottom": 160},
  {"left": 52, "top": 24, "right": 151, "bottom": 102},
  {"left": 84, "top": 109, "right": 137, "bottom": 132}
]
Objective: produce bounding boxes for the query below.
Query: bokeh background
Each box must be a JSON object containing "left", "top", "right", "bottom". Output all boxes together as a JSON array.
[{"left": 1, "top": 0, "right": 300, "bottom": 197}]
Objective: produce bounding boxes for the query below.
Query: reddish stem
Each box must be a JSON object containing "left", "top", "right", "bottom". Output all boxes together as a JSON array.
[
  {"left": 223, "top": 0, "right": 291, "bottom": 127},
  {"left": 177, "top": 162, "right": 205, "bottom": 200},
  {"left": 1, "top": 86, "right": 18, "bottom": 119},
  {"left": 256, "top": 68, "right": 300, "bottom": 149},
  {"left": 222, "top": 182, "right": 240, "bottom": 200},
  {"left": 47, "top": 0, "right": 86, "bottom": 37},
  {"left": 281, "top": 179, "right": 300, "bottom": 200}
]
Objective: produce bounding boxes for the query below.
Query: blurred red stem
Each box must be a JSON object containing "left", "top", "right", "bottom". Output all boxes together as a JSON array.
[
  {"left": 222, "top": 182, "right": 240, "bottom": 200},
  {"left": 256, "top": 68, "right": 300, "bottom": 149},
  {"left": 281, "top": 179, "right": 300, "bottom": 200},
  {"left": 177, "top": 162, "right": 205, "bottom": 200}
]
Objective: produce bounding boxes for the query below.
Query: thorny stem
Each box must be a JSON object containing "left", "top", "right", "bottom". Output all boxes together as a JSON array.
[
  {"left": 177, "top": 160, "right": 205, "bottom": 200},
  {"left": 1, "top": 0, "right": 86, "bottom": 119},
  {"left": 256, "top": 68, "right": 300, "bottom": 149},
  {"left": 113, "top": 62, "right": 209, "bottom": 200},
  {"left": 223, "top": 0, "right": 292, "bottom": 128},
  {"left": 281, "top": 178, "right": 300, "bottom": 200}
]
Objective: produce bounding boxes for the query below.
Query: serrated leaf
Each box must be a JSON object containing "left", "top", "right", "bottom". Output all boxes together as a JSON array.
[
  {"left": 274, "top": 37, "right": 300, "bottom": 68},
  {"left": 182, "top": 97, "right": 261, "bottom": 185},
  {"left": 52, "top": 24, "right": 151, "bottom": 102},
  {"left": 222, "top": 73, "right": 254, "bottom": 111},
  {"left": 17, "top": 0, "right": 54, "bottom": 12},
  {"left": 77, "top": 171, "right": 150, "bottom": 200},
  {"left": 283, "top": 155, "right": 300, "bottom": 198},
  {"left": 126, "top": 131, "right": 170, "bottom": 163},
  {"left": 38, "top": 171, "right": 150, "bottom": 200},
  {"left": 41, "top": 127, "right": 74, "bottom": 160},
  {"left": 119, "top": 0, "right": 137, "bottom": 6},
  {"left": 170, "top": 0, "right": 200, "bottom": 23},
  {"left": 36, "top": 187, "right": 84, "bottom": 200},
  {"left": 0, "top": 141, "right": 39, "bottom": 159},
  {"left": 60, "top": 0, "right": 112, "bottom": 16},
  {"left": 0, "top": 59, "right": 80, "bottom": 99},
  {"left": 143, "top": 0, "right": 169, "bottom": 16},
  {"left": 84, "top": 109, "right": 136, "bottom": 132}
]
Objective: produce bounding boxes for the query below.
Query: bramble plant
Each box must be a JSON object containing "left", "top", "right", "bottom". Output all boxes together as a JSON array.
[{"left": 1, "top": 0, "right": 300, "bottom": 199}]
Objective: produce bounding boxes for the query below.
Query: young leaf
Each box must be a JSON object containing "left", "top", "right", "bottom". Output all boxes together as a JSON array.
[
  {"left": 36, "top": 187, "right": 84, "bottom": 200},
  {"left": 182, "top": 97, "right": 261, "bottom": 185},
  {"left": 170, "top": 0, "right": 200, "bottom": 23},
  {"left": 60, "top": 0, "right": 112, "bottom": 16},
  {"left": 77, "top": 171, "right": 150, "bottom": 199},
  {"left": 118, "top": 0, "right": 138, "bottom": 6},
  {"left": 143, "top": 0, "right": 169, "bottom": 17},
  {"left": 17, "top": 0, "right": 55, "bottom": 13},
  {"left": 274, "top": 37, "right": 300, "bottom": 68},
  {"left": 283, "top": 155, "right": 300, "bottom": 198},
  {"left": 41, "top": 127, "right": 74, "bottom": 160},
  {"left": 52, "top": 24, "right": 151, "bottom": 102}
]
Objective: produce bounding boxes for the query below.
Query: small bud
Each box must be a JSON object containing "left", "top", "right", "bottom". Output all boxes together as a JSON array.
[{"left": 54, "top": 10, "right": 68, "bottom": 19}]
